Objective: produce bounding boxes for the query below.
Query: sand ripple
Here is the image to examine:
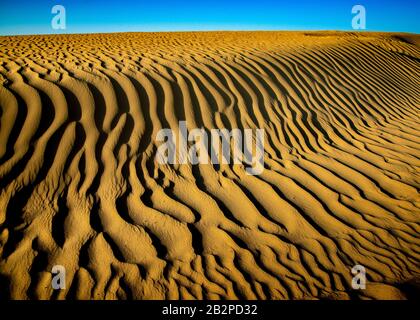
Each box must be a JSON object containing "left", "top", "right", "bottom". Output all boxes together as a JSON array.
[{"left": 0, "top": 32, "right": 419, "bottom": 299}]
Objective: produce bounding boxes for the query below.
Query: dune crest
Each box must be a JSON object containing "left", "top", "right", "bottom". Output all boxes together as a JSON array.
[{"left": 0, "top": 31, "right": 419, "bottom": 299}]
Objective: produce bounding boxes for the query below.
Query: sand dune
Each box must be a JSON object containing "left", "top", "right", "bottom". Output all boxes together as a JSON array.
[{"left": 0, "top": 31, "right": 419, "bottom": 299}]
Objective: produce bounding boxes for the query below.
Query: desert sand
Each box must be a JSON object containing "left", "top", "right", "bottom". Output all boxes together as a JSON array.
[{"left": 0, "top": 31, "right": 419, "bottom": 300}]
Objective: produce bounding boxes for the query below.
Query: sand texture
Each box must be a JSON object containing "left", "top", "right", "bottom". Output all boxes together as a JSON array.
[{"left": 0, "top": 31, "right": 419, "bottom": 299}]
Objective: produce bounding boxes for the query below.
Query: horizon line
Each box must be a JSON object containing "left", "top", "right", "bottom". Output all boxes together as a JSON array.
[{"left": 1, "top": 28, "right": 419, "bottom": 37}]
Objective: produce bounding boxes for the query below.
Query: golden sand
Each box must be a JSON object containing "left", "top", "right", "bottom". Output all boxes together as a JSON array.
[{"left": 0, "top": 31, "right": 419, "bottom": 299}]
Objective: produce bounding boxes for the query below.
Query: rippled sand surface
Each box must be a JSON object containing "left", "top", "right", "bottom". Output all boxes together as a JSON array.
[{"left": 0, "top": 31, "right": 419, "bottom": 299}]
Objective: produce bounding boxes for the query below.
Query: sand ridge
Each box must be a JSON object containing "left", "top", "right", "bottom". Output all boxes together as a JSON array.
[{"left": 0, "top": 31, "right": 419, "bottom": 299}]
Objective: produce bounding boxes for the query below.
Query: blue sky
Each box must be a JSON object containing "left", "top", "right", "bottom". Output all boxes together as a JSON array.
[{"left": 0, "top": 0, "right": 419, "bottom": 35}]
